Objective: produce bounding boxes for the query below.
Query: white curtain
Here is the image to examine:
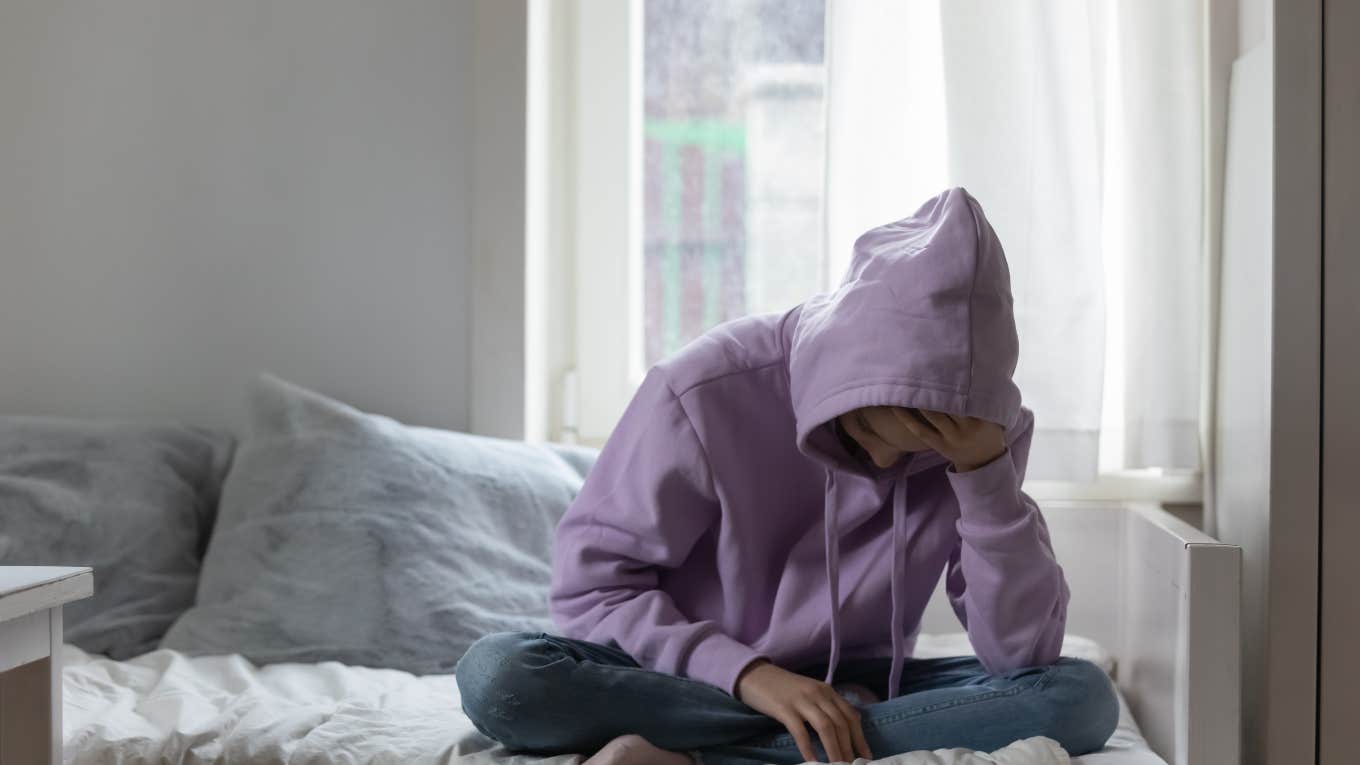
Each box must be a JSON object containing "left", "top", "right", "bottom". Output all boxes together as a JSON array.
[{"left": 824, "top": 0, "right": 1202, "bottom": 481}]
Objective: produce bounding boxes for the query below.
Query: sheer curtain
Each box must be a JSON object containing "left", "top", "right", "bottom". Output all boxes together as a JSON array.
[{"left": 824, "top": 0, "right": 1202, "bottom": 481}]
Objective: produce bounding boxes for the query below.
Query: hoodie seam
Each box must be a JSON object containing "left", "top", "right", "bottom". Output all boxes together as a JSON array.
[
  {"left": 660, "top": 374, "right": 720, "bottom": 501},
  {"left": 804, "top": 378, "right": 990, "bottom": 412},
  {"left": 964, "top": 194, "right": 983, "bottom": 402},
  {"left": 775, "top": 305, "right": 796, "bottom": 359},
  {"left": 814, "top": 377, "right": 971, "bottom": 397},
  {"left": 667, "top": 359, "right": 787, "bottom": 400}
]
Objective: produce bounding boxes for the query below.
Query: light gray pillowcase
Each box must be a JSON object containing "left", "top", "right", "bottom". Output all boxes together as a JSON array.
[
  {"left": 161, "top": 374, "right": 597, "bottom": 674},
  {"left": 0, "top": 417, "right": 234, "bottom": 659}
]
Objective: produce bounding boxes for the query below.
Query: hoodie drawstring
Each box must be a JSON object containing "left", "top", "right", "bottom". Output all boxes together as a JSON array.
[
  {"left": 823, "top": 465, "right": 912, "bottom": 701},
  {"left": 887, "top": 472, "right": 909, "bottom": 700},
  {"left": 822, "top": 470, "right": 842, "bottom": 688}
]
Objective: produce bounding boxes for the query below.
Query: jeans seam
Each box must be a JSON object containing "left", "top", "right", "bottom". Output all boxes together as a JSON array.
[
  {"left": 582, "top": 659, "right": 689, "bottom": 680},
  {"left": 537, "top": 633, "right": 638, "bottom": 667},
  {"left": 1034, "top": 664, "right": 1059, "bottom": 692},
  {"left": 535, "top": 633, "right": 752, "bottom": 715},
  {"left": 860, "top": 685, "right": 1027, "bottom": 732}
]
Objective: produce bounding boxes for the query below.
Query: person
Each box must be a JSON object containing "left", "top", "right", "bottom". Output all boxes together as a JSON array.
[{"left": 455, "top": 188, "right": 1119, "bottom": 765}]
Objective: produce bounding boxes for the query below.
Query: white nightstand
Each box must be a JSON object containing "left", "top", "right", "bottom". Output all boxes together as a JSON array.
[{"left": 0, "top": 566, "right": 93, "bottom": 765}]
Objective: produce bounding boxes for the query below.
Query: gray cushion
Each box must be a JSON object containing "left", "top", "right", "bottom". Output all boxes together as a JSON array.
[
  {"left": 161, "top": 374, "right": 597, "bottom": 674},
  {"left": 0, "top": 417, "right": 234, "bottom": 659}
]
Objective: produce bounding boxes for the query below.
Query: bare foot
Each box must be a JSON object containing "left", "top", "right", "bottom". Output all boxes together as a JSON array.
[{"left": 583, "top": 734, "right": 692, "bottom": 765}]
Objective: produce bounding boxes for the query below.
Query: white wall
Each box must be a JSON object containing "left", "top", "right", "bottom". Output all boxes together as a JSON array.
[
  {"left": 1239, "top": 0, "right": 1267, "bottom": 51},
  {"left": 0, "top": 1, "right": 525, "bottom": 434},
  {"left": 1215, "top": 41, "right": 1273, "bottom": 762},
  {"left": 524, "top": 0, "right": 578, "bottom": 443},
  {"left": 1213, "top": 0, "right": 1323, "bottom": 761}
]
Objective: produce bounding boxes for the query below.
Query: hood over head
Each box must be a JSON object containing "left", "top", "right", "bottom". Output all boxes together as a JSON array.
[
  {"left": 789, "top": 187, "right": 1021, "bottom": 474},
  {"left": 787, "top": 187, "right": 1024, "bottom": 700}
]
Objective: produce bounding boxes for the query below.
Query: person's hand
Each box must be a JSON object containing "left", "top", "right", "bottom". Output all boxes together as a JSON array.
[
  {"left": 735, "top": 660, "right": 873, "bottom": 763},
  {"left": 892, "top": 409, "right": 1006, "bottom": 473}
]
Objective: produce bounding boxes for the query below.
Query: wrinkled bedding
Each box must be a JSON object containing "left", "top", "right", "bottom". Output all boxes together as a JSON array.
[{"left": 63, "top": 634, "right": 1164, "bottom": 765}]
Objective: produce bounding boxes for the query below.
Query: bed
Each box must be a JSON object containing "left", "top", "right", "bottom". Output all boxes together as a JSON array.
[
  {"left": 0, "top": 379, "right": 1237, "bottom": 764},
  {"left": 61, "top": 633, "right": 1139, "bottom": 765},
  {"left": 60, "top": 502, "right": 1239, "bottom": 765}
]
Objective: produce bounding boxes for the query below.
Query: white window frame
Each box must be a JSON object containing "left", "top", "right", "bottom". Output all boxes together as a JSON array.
[{"left": 526, "top": 0, "right": 1204, "bottom": 505}]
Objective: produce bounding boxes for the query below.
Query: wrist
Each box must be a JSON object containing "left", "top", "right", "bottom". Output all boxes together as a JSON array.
[
  {"left": 952, "top": 447, "right": 1005, "bottom": 473},
  {"left": 734, "top": 658, "right": 770, "bottom": 700}
]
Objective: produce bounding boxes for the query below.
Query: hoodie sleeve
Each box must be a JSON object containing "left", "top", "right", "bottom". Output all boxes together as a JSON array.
[
  {"left": 942, "top": 408, "right": 1069, "bottom": 673},
  {"left": 548, "top": 368, "right": 768, "bottom": 696}
]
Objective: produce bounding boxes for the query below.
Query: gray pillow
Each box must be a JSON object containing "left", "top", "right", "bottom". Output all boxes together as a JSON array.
[
  {"left": 161, "top": 374, "right": 597, "bottom": 674},
  {"left": 0, "top": 417, "right": 234, "bottom": 659}
]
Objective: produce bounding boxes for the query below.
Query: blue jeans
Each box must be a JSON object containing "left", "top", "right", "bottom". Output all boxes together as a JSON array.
[{"left": 455, "top": 631, "right": 1119, "bottom": 764}]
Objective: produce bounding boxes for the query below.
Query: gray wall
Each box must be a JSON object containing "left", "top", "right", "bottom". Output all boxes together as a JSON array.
[
  {"left": 1320, "top": 0, "right": 1360, "bottom": 758},
  {"left": 0, "top": 1, "right": 524, "bottom": 434}
]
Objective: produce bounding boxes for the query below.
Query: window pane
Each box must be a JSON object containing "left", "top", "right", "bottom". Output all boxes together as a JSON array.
[{"left": 642, "top": 0, "right": 826, "bottom": 366}]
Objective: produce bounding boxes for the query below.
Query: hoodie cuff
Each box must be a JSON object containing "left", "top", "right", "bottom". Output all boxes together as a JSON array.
[
  {"left": 945, "top": 448, "right": 1027, "bottom": 526},
  {"left": 685, "top": 631, "right": 770, "bottom": 696}
]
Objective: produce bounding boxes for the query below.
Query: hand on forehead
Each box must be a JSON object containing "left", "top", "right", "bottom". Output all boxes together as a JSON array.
[
  {"left": 855, "top": 406, "right": 940, "bottom": 449},
  {"left": 840, "top": 406, "right": 937, "bottom": 456},
  {"left": 839, "top": 406, "right": 1008, "bottom": 474}
]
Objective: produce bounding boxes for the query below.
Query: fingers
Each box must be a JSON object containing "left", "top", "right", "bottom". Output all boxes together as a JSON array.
[
  {"left": 918, "top": 409, "right": 960, "bottom": 440},
  {"left": 831, "top": 694, "right": 873, "bottom": 760},
  {"left": 851, "top": 714, "right": 874, "bottom": 761},
  {"left": 842, "top": 411, "right": 895, "bottom": 456},
  {"left": 891, "top": 408, "right": 944, "bottom": 451},
  {"left": 860, "top": 407, "right": 918, "bottom": 452},
  {"left": 814, "top": 698, "right": 854, "bottom": 762},
  {"left": 799, "top": 702, "right": 847, "bottom": 763},
  {"left": 778, "top": 714, "right": 820, "bottom": 764}
]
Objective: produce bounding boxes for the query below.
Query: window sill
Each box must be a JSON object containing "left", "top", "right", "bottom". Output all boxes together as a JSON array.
[{"left": 1025, "top": 471, "right": 1202, "bottom": 504}]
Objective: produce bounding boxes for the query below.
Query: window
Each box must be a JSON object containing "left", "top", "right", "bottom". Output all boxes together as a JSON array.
[
  {"left": 640, "top": 0, "right": 827, "bottom": 365},
  {"left": 531, "top": 0, "right": 1205, "bottom": 504}
]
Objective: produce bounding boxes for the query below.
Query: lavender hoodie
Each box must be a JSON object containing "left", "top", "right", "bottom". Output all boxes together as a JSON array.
[{"left": 549, "top": 188, "right": 1069, "bottom": 701}]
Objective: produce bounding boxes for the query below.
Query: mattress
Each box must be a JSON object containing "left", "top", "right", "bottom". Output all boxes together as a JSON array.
[{"left": 62, "top": 636, "right": 1166, "bottom": 765}]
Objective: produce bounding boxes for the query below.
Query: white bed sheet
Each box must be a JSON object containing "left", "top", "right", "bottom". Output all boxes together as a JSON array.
[{"left": 62, "top": 636, "right": 1164, "bottom": 765}]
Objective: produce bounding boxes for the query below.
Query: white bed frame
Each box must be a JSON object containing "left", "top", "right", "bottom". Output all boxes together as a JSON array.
[{"left": 919, "top": 502, "right": 1241, "bottom": 765}]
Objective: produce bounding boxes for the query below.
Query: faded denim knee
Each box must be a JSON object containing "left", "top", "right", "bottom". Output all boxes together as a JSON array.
[
  {"left": 1037, "top": 657, "right": 1121, "bottom": 756},
  {"left": 455, "top": 631, "right": 565, "bottom": 751}
]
